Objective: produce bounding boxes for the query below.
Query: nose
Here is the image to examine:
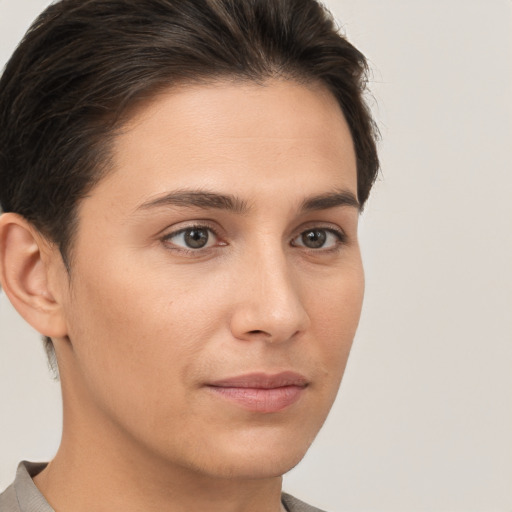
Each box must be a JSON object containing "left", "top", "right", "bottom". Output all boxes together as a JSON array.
[{"left": 229, "top": 251, "right": 310, "bottom": 344}]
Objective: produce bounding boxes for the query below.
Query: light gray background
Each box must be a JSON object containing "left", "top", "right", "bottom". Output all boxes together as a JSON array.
[{"left": 1, "top": 1, "right": 511, "bottom": 510}]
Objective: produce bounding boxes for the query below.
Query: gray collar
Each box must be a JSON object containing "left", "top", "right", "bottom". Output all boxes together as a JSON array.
[{"left": 13, "top": 461, "right": 54, "bottom": 512}]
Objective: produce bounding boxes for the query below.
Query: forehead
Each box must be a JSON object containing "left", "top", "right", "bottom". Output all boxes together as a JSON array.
[{"left": 84, "top": 79, "right": 357, "bottom": 216}]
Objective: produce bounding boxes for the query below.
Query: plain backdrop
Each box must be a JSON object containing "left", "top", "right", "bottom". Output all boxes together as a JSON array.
[{"left": 1, "top": 1, "right": 511, "bottom": 510}]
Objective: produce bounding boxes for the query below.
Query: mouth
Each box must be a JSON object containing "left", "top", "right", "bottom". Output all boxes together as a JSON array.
[{"left": 205, "top": 371, "right": 309, "bottom": 413}]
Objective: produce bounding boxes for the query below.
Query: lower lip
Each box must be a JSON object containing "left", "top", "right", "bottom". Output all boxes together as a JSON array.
[{"left": 206, "top": 385, "right": 306, "bottom": 413}]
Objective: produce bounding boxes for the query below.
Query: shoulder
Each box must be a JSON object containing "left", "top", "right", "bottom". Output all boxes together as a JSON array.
[
  {"left": 282, "top": 492, "right": 327, "bottom": 512},
  {"left": 0, "top": 461, "right": 52, "bottom": 512},
  {"left": 0, "top": 482, "right": 21, "bottom": 512}
]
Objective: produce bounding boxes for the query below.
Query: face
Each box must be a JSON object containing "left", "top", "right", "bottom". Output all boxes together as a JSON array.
[{"left": 54, "top": 79, "right": 364, "bottom": 480}]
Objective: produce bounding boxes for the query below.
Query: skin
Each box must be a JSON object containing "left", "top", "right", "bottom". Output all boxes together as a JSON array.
[{"left": 0, "top": 79, "right": 364, "bottom": 512}]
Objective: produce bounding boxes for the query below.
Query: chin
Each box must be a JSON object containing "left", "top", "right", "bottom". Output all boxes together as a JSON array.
[
  {"left": 183, "top": 425, "right": 318, "bottom": 480},
  {"left": 202, "top": 447, "right": 309, "bottom": 480}
]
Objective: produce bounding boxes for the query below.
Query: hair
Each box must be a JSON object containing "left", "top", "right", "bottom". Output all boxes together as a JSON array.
[{"left": 0, "top": 0, "right": 379, "bottom": 372}]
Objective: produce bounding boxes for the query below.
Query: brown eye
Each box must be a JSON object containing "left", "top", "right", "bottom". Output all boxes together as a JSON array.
[
  {"left": 164, "top": 226, "right": 218, "bottom": 250},
  {"left": 183, "top": 228, "right": 209, "bottom": 248},
  {"left": 292, "top": 228, "right": 344, "bottom": 250},
  {"left": 301, "top": 229, "right": 327, "bottom": 249}
]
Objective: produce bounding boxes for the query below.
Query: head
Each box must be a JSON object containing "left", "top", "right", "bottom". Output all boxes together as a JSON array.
[{"left": 0, "top": 0, "right": 378, "bottom": 480}]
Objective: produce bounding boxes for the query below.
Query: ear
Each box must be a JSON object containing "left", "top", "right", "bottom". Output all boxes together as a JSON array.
[{"left": 0, "top": 213, "right": 68, "bottom": 338}]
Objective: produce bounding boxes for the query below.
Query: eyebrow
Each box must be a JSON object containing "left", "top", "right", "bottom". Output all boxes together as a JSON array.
[
  {"left": 136, "top": 188, "right": 359, "bottom": 215},
  {"left": 136, "top": 190, "right": 250, "bottom": 214},
  {"left": 300, "top": 189, "right": 360, "bottom": 212}
]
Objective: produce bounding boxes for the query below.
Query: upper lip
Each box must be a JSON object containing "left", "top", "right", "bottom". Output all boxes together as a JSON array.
[{"left": 207, "top": 371, "right": 309, "bottom": 389}]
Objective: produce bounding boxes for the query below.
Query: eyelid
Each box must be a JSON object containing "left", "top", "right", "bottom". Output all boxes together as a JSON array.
[
  {"left": 158, "top": 220, "right": 347, "bottom": 255},
  {"left": 160, "top": 221, "right": 226, "bottom": 252},
  {"left": 290, "top": 224, "right": 347, "bottom": 250}
]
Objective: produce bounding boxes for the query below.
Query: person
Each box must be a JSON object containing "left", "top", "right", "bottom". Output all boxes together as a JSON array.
[{"left": 0, "top": 0, "right": 379, "bottom": 510}]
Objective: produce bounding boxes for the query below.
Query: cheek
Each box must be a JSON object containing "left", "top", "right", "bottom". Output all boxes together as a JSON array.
[
  {"left": 65, "top": 255, "right": 228, "bottom": 391},
  {"left": 307, "top": 263, "right": 365, "bottom": 373},
  {"left": 62, "top": 272, "right": 219, "bottom": 448}
]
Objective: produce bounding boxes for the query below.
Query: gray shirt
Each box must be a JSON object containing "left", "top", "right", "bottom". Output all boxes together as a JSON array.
[{"left": 0, "top": 462, "right": 325, "bottom": 512}]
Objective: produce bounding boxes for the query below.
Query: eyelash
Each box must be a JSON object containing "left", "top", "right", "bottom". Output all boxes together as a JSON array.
[
  {"left": 161, "top": 223, "right": 223, "bottom": 254},
  {"left": 160, "top": 224, "right": 347, "bottom": 255},
  {"left": 291, "top": 227, "right": 347, "bottom": 252}
]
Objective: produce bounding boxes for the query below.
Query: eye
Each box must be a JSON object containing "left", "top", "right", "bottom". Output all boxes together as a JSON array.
[
  {"left": 162, "top": 226, "right": 220, "bottom": 250},
  {"left": 291, "top": 228, "right": 344, "bottom": 250}
]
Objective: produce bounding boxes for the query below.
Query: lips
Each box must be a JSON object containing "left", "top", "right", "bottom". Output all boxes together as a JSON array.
[{"left": 206, "top": 372, "right": 309, "bottom": 413}]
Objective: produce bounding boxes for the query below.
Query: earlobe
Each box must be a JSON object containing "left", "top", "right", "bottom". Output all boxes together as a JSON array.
[{"left": 0, "top": 213, "right": 68, "bottom": 338}]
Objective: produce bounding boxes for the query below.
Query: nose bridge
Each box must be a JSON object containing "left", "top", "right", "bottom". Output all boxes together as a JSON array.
[{"left": 230, "top": 240, "right": 310, "bottom": 342}]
